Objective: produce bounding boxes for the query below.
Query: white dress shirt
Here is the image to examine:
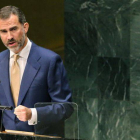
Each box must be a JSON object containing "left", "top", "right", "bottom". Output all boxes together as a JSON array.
[{"left": 9, "top": 38, "right": 37, "bottom": 125}]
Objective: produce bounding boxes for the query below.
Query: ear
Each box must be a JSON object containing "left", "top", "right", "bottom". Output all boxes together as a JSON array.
[{"left": 23, "top": 22, "right": 29, "bottom": 34}]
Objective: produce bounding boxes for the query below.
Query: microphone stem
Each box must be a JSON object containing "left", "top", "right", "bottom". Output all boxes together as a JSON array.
[{"left": 0, "top": 108, "right": 6, "bottom": 132}]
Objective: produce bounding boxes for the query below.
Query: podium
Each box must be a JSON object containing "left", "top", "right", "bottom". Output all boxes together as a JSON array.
[
  {"left": 0, "top": 132, "right": 77, "bottom": 140},
  {"left": 0, "top": 102, "right": 79, "bottom": 140}
]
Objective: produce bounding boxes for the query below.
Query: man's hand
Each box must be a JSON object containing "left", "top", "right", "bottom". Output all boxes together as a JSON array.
[{"left": 14, "top": 105, "right": 32, "bottom": 122}]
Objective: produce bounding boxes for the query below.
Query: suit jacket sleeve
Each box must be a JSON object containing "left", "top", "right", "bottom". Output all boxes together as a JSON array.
[{"left": 36, "top": 54, "right": 73, "bottom": 125}]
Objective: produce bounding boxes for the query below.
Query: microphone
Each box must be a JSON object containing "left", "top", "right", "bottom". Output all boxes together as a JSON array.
[
  {"left": 0, "top": 106, "right": 13, "bottom": 132},
  {"left": 0, "top": 106, "right": 13, "bottom": 110},
  {"left": 0, "top": 105, "right": 13, "bottom": 132}
]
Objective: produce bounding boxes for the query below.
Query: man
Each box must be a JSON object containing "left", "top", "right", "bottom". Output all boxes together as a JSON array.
[{"left": 0, "top": 5, "right": 72, "bottom": 136}]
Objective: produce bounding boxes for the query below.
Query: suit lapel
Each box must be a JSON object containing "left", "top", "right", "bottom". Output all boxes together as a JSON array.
[
  {"left": 17, "top": 43, "right": 41, "bottom": 106},
  {"left": 0, "top": 50, "right": 15, "bottom": 107}
]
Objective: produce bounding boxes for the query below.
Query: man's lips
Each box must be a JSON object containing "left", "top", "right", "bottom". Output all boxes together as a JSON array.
[{"left": 8, "top": 42, "right": 16, "bottom": 46}]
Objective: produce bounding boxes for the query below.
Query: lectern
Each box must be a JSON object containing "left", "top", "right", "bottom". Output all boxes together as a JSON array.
[
  {"left": 0, "top": 102, "right": 79, "bottom": 140},
  {"left": 0, "top": 132, "right": 77, "bottom": 140}
]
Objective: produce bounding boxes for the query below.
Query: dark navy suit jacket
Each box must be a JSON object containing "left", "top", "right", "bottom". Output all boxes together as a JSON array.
[{"left": 0, "top": 42, "right": 72, "bottom": 136}]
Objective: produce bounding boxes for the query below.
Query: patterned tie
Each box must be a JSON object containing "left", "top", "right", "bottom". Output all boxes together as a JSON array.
[{"left": 11, "top": 54, "right": 20, "bottom": 106}]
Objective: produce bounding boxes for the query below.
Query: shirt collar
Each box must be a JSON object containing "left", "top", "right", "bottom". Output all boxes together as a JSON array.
[{"left": 10, "top": 38, "right": 32, "bottom": 59}]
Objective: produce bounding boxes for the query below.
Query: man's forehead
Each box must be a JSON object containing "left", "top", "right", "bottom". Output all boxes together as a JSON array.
[
  {"left": 0, "top": 14, "right": 19, "bottom": 20},
  {"left": 0, "top": 15, "right": 20, "bottom": 29}
]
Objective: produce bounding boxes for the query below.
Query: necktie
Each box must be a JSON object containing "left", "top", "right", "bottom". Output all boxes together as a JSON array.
[{"left": 11, "top": 54, "right": 20, "bottom": 106}]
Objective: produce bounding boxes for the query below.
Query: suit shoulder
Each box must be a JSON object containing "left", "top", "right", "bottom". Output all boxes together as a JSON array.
[
  {"left": 31, "top": 42, "right": 62, "bottom": 63},
  {"left": 37, "top": 45, "right": 61, "bottom": 60}
]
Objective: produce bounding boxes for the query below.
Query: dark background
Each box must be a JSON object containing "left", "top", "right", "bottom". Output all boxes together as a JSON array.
[{"left": 0, "top": 0, "right": 64, "bottom": 59}]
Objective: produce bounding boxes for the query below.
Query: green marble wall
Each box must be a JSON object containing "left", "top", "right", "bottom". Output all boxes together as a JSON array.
[{"left": 64, "top": 0, "right": 140, "bottom": 139}]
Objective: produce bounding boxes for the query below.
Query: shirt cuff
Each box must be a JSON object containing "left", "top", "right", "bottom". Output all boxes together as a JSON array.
[{"left": 28, "top": 108, "right": 37, "bottom": 125}]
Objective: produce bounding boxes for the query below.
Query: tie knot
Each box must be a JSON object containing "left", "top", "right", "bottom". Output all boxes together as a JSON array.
[{"left": 14, "top": 54, "right": 19, "bottom": 62}]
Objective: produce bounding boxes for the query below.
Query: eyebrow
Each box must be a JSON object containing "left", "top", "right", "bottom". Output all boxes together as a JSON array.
[
  {"left": 0, "top": 29, "right": 7, "bottom": 32},
  {"left": 0, "top": 26, "right": 18, "bottom": 32},
  {"left": 9, "top": 26, "right": 18, "bottom": 31}
]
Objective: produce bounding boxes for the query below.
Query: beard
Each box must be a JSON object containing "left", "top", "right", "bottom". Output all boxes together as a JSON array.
[{"left": 5, "top": 32, "right": 26, "bottom": 53}]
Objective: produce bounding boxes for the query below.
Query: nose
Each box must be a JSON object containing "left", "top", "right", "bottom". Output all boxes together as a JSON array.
[{"left": 7, "top": 31, "right": 13, "bottom": 40}]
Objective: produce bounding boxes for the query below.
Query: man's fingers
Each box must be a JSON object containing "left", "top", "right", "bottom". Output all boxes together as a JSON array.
[
  {"left": 17, "top": 116, "right": 26, "bottom": 122},
  {"left": 14, "top": 105, "right": 26, "bottom": 113},
  {"left": 14, "top": 105, "right": 22, "bottom": 112},
  {"left": 14, "top": 110, "right": 26, "bottom": 116},
  {"left": 14, "top": 105, "right": 32, "bottom": 121},
  {"left": 14, "top": 111, "right": 20, "bottom": 115}
]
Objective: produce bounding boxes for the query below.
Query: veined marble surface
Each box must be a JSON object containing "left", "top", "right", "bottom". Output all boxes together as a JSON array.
[{"left": 64, "top": 0, "right": 140, "bottom": 139}]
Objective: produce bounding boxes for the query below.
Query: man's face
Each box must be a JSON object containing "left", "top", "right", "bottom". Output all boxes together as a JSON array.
[{"left": 0, "top": 14, "right": 29, "bottom": 53}]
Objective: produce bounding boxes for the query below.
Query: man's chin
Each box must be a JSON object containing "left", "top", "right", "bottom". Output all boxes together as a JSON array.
[{"left": 8, "top": 46, "right": 21, "bottom": 53}]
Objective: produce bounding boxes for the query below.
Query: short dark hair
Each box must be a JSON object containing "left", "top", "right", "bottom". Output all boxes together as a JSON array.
[{"left": 0, "top": 5, "right": 26, "bottom": 24}]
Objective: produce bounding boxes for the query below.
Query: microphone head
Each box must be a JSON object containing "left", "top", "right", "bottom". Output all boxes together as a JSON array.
[
  {"left": 0, "top": 106, "right": 13, "bottom": 110},
  {"left": 9, "top": 106, "right": 13, "bottom": 110}
]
